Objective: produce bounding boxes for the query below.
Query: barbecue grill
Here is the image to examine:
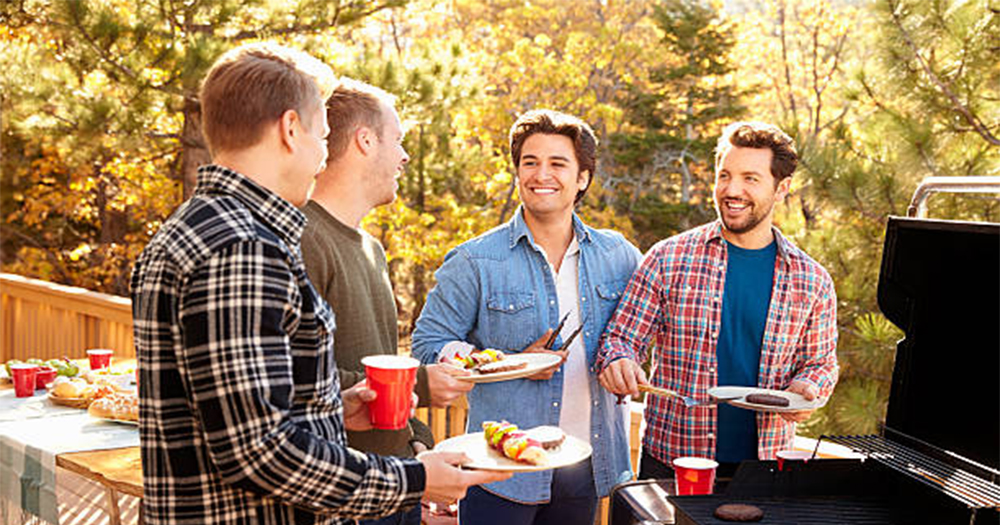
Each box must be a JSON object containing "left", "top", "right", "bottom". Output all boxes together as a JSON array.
[{"left": 611, "top": 177, "right": 1000, "bottom": 524}]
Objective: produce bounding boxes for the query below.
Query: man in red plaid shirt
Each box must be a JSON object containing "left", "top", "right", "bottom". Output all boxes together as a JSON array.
[{"left": 595, "top": 121, "right": 838, "bottom": 484}]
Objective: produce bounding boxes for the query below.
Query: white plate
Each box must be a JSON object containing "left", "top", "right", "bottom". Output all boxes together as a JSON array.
[
  {"left": 453, "top": 353, "right": 563, "bottom": 384},
  {"left": 708, "top": 386, "right": 825, "bottom": 413},
  {"left": 90, "top": 415, "right": 139, "bottom": 426},
  {"left": 434, "top": 430, "right": 591, "bottom": 472}
]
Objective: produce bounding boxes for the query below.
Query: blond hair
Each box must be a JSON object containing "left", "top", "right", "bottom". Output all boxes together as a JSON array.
[
  {"left": 200, "top": 42, "right": 337, "bottom": 155},
  {"left": 325, "top": 78, "right": 397, "bottom": 161}
]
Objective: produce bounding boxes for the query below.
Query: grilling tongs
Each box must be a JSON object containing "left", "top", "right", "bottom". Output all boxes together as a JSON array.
[{"left": 638, "top": 384, "right": 740, "bottom": 408}]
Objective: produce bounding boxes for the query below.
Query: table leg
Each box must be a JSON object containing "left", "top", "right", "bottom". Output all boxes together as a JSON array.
[{"left": 104, "top": 486, "right": 121, "bottom": 525}]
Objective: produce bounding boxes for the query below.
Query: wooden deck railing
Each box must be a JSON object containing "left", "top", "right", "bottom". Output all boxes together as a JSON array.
[{"left": 0, "top": 273, "right": 135, "bottom": 363}]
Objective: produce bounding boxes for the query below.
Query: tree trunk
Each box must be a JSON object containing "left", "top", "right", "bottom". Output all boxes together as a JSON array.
[{"left": 180, "top": 95, "right": 212, "bottom": 200}]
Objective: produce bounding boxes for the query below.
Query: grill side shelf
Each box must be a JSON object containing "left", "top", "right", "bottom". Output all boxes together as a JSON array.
[{"left": 821, "top": 434, "right": 1000, "bottom": 510}]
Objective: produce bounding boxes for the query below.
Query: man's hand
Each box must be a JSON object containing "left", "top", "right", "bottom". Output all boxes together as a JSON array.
[
  {"left": 341, "top": 381, "right": 418, "bottom": 431},
  {"left": 426, "top": 364, "right": 475, "bottom": 407},
  {"left": 598, "top": 358, "right": 648, "bottom": 397},
  {"left": 781, "top": 380, "right": 819, "bottom": 423},
  {"left": 417, "top": 451, "right": 512, "bottom": 502},
  {"left": 521, "top": 329, "right": 567, "bottom": 380}
]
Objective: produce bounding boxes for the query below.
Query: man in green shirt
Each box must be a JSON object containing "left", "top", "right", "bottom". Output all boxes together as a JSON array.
[{"left": 301, "top": 78, "right": 475, "bottom": 525}]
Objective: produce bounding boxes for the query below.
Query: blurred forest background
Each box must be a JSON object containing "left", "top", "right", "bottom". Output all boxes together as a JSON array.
[{"left": 1, "top": 0, "right": 997, "bottom": 437}]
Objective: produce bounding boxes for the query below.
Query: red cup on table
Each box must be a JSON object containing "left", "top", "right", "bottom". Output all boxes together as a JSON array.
[
  {"left": 672, "top": 457, "right": 719, "bottom": 495},
  {"left": 361, "top": 355, "right": 419, "bottom": 430},
  {"left": 11, "top": 364, "right": 39, "bottom": 398},
  {"left": 87, "top": 349, "right": 113, "bottom": 370},
  {"left": 777, "top": 449, "right": 813, "bottom": 471},
  {"left": 34, "top": 366, "right": 57, "bottom": 390}
]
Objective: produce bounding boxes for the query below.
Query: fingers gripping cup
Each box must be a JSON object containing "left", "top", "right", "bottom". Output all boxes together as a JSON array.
[
  {"left": 672, "top": 457, "right": 719, "bottom": 495},
  {"left": 87, "top": 349, "right": 113, "bottom": 370},
  {"left": 361, "top": 355, "right": 419, "bottom": 430}
]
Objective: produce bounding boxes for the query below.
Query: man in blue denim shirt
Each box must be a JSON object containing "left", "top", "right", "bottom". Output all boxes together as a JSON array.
[{"left": 412, "top": 109, "right": 640, "bottom": 525}]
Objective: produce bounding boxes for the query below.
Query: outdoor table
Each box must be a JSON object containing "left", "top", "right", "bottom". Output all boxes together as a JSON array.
[{"left": 0, "top": 381, "right": 141, "bottom": 525}]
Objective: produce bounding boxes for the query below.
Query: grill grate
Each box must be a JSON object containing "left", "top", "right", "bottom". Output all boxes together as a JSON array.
[
  {"left": 673, "top": 496, "right": 901, "bottom": 524},
  {"left": 822, "top": 434, "right": 1000, "bottom": 510}
]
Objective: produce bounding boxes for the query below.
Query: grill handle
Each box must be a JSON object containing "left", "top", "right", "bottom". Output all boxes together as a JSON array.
[{"left": 907, "top": 176, "right": 1000, "bottom": 218}]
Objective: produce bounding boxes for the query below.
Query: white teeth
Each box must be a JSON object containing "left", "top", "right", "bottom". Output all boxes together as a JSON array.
[
  {"left": 726, "top": 201, "right": 748, "bottom": 211},
  {"left": 532, "top": 188, "right": 557, "bottom": 195}
]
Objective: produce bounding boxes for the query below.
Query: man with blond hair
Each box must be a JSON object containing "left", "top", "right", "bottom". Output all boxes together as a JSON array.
[
  {"left": 131, "top": 43, "right": 507, "bottom": 525},
  {"left": 301, "top": 78, "right": 475, "bottom": 525}
]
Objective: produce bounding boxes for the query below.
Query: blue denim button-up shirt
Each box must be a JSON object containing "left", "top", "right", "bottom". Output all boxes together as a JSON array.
[{"left": 412, "top": 209, "right": 640, "bottom": 503}]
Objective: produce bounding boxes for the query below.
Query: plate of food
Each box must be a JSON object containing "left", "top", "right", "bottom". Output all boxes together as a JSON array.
[
  {"left": 434, "top": 421, "right": 591, "bottom": 472},
  {"left": 708, "top": 386, "right": 825, "bottom": 413},
  {"left": 447, "top": 350, "right": 562, "bottom": 384}
]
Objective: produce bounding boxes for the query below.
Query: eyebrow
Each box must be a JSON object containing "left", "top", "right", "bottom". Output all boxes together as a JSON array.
[{"left": 522, "top": 154, "right": 572, "bottom": 163}]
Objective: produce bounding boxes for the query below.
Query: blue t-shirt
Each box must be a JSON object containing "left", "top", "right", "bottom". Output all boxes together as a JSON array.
[{"left": 715, "top": 239, "right": 777, "bottom": 463}]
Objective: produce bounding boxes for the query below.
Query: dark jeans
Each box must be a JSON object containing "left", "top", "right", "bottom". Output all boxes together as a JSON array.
[
  {"left": 358, "top": 502, "right": 422, "bottom": 525},
  {"left": 637, "top": 450, "right": 739, "bottom": 494},
  {"left": 458, "top": 458, "right": 596, "bottom": 525}
]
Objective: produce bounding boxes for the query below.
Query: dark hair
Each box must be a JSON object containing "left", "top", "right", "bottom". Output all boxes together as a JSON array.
[
  {"left": 200, "top": 43, "right": 335, "bottom": 155},
  {"left": 509, "top": 109, "right": 597, "bottom": 203},
  {"left": 714, "top": 121, "right": 798, "bottom": 183},
  {"left": 325, "top": 78, "right": 397, "bottom": 161}
]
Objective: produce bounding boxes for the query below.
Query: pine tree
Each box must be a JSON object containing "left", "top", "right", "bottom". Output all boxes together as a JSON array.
[{"left": 610, "top": 0, "right": 745, "bottom": 249}]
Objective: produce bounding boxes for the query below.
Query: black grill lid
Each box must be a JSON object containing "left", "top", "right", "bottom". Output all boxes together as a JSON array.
[{"left": 876, "top": 216, "right": 1000, "bottom": 472}]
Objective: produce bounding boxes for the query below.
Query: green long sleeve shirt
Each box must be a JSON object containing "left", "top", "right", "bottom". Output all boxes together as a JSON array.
[{"left": 301, "top": 200, "right": 433, "bottom": 457}]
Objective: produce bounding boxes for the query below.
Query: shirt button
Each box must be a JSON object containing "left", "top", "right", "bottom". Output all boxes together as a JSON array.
[
  {"left": 585, "top": 331, "right": 590, "bottom": 337},
  {"left": 509, "top": 305, "right": 514, "bottom": 310},
  {"left": 711, "top": 332, "right": 718, "bottom": 339},
  {"left": 594, "top": 433, "right": 600, "bottom": 439},
  {"left": 709, "top": 367, "right": 716, "bottom": 373},
  {"left": 707, "top": 433, "right": 715, "bottom": 439},
  {"left": 593, "top": 400, "right": 599, "bottom": 406},
  {"left": 581, "top": 297, "right": 587, "bottom": 302},
  {"left": 550, "top": 299, "right": 556, "bottom": 305},
  {"left": 553, "top": 402, "right": 559, "bottom": 407}
]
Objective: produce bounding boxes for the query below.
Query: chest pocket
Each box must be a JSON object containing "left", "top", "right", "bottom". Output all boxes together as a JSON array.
[
  {"left": 595, "top": 279, "right": 629, "bottom": 325},
  {"left": 484, "top": 291, "right": 537, "bottom": 351}
]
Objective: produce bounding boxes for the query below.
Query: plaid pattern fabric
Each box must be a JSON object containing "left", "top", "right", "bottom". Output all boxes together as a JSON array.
[
  {"left": 130, "top": 165, "right": 424, "bottom": 525},
  {"left": 596, "top": 221, "right": 838, "bottom": 464}
]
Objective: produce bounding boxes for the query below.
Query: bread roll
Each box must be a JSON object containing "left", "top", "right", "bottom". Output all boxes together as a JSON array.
[{"left": 88, "top": 393, "right": 139, "bottom": 422}]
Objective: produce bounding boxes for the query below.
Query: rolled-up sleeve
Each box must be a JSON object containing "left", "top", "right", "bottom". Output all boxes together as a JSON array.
[
  {"left": 792, "top": 276, "right": 839, "bottom": 399},
  {"left": 177, "top": 240, "right": 425, "bottom": 518}
]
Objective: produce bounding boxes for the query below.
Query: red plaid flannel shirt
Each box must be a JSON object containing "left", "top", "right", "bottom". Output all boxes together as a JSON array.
[{"left": 596, "top": 221, "right": 838, "bottom": 464}]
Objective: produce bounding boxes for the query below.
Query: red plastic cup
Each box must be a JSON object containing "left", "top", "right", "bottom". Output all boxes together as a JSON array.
[
  {"left": 34, "top": 367, "right": 57, "bottom": 390},
  {"left": 777, "top": 449, "right": 813, "bottom": 471},
  {"left": 11, "top": 364, "right": 39, "bottom": 398},
  {"left": 672, "top": 457, "right": 719, "bottom": 495},
  {"left": 87, "top": 349, "right": 113, "bottom": 370},
  {"left": 362, "top": 355, "right": 419, "bottom": 430}
]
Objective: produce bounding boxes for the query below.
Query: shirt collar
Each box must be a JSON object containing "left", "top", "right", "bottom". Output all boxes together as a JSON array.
[
  {"left": 194, "top": 164, "right": 307, "bottom": 246},
  {"left": 704, "top": 219, "right": 793, "bottom": 263},
  {"left": 508, "top": 206, "right": 592, "bottom": 249}
]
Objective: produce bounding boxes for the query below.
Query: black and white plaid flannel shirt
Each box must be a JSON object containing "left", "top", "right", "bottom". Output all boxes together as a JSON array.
[{"left": 131, "top": 165, "right": 425, "bottom": 524}]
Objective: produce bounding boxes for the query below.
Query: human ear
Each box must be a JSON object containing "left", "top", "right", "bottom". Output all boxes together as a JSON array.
[
  {"left": 577, "top": 169, "right": 591, "bottom": 190},
  {"left": 355, "top": 126, "right": 375, "bottom": 155},
  {"left": 278, "top": 109, "right": 300, "bottom": 152},
  {"left": 775, "top": 176, "right": 792, "bottom": 201}
]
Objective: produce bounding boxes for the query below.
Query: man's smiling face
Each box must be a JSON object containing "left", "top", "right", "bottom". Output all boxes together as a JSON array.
[{"left": 516, "top": 133, "right": 589, "bottom": 221}]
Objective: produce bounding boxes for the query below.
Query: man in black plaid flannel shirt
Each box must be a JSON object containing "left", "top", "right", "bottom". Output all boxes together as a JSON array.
[{"left": 130, "top": 43, "right": 507, "bottom": 525}]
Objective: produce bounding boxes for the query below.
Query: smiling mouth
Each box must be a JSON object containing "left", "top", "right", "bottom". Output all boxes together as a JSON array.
[
  {"left": 723, "top": 199, "right": 750, "bottom": 213},
  {"left": 530, "top": 188, "right": 559, "bottom": 195}
]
